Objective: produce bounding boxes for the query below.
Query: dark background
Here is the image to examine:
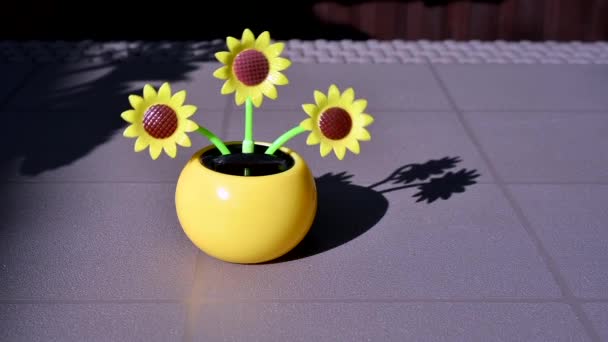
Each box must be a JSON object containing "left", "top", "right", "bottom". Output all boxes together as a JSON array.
[{"left": 1, "top": 0, "right": 607, "bottom": 41}]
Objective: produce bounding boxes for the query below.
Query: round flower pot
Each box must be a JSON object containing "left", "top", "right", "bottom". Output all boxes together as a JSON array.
[{"left": 175, "top": 141, "right": 318, "bottom": 264}]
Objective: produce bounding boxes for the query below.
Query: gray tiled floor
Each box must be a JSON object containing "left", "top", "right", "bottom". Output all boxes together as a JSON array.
[
  {"left": 0, "top": 303, "right": 185, "bottom": 342},
  {"left": 463, "top": 112, "right": 608, "bottom": 183},
  {"left": 0, "top": 183, "right": 197, "bottom": 300},
  {"left": 584, "top": 303, "right": 608, "bottom": 342},
  {"left": 2, "top": 45, "right": 608, "bottom": 341},
  {"left": 509, "top": 185, "right": 608, "bottom": 298},
  {"left": 191, "top": 303, "right": 589, "bottom": 342},
  {"left": 435, "top": 65, "right": 608, "bottom": 111}
]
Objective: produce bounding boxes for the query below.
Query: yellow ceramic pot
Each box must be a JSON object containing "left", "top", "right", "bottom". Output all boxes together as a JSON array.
[{"left": 175, "top": 141, "right": 317, "bottom": 264}]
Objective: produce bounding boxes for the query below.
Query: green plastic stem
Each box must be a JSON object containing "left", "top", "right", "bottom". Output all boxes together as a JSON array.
[
  {"left": 196, "top": 126, "right": 230, "bottom": 155},
  {"left": 243, "top": 97, "right": 254, "bottom": 154},
  {"left": 265, "top": 126, "right": 307, "bottom": 155}
]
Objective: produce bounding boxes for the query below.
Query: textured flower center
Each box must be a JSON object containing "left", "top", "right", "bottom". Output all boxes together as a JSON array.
[
  {"left": 319, "top": 107, "right": 352, "bottom": 140},
  {"left": 233, "top": 49, "right": 269, "bottom": 86},
  {"left": 143, "top": 104, "right": 178, "bottom": 139}
]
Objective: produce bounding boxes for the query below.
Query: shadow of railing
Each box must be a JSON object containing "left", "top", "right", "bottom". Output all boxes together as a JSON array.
[{"left": 271, "top": 156, "right": 480, "bottom": 263}]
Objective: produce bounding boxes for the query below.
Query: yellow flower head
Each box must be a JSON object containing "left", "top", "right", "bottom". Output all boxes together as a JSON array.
[
  {"left": 300, "top": 84, "right": 374, "bottom": 160},
  {"left": 213, "top": 28, "right": 291, "bottom": 108},
  {"left": 121, "top": 83, "right": 199, "bottom": 160}
]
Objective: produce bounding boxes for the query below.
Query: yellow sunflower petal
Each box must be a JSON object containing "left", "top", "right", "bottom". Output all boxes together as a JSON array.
[
  {"left": 171, "top": 90, "right": 186, "bottom": 107},
  {"left": 235, "top": 90, "right": 247, "bottom": 106},
  {"left": 266, "top": 42, "right": 285, "bottom": 58},
  {"left": 356, "top": 128, "right": 372, "bottom": 141},
  {"left": 120, "top": 110, "right": 136, "bottom": 123},
  {"left": 143, "top": 84, "right": 157, "bottom": 100},
  {"left": 213, "top": 66, "right": 230, "bottom": 80},
  {"left": 158, "top": 82, "right": 172, "bottom": 101},
  {"left": 163, "top": 143, "right": 177, "bottom": 158},
  {"left": 128, "top": 95, "right": 144, "bottom": 109},
  {"left": 177, "top": 105, "right": 197, "bottom": 118},
  {"left": 215, "top": 51, "right": 232, "bottom": 64},
  {"left": 300, "top": 118, "right": 313, "bottom": 130},
  {"left": 314, "top": 90, "right": 327, "bottom": 107},
  {"left": 334, "top": 145, "right": 347, "bottom": 160},
  {"left": 268, "top": 71, "right": 288, "bottom": 85},
  {"left": 352, "top": 99, "right": 368, "bottom": 113},
  {"left": 302, "top": 104, "right": 318, "bottom": 117},
  {"left": 320, "top": 142, "right": 332, "bottom": 157},
  {"left": 134, "top": 136, "right": 149, "bottom": 152},
  {"left": 175, "top": 133, "right": 192, "bottom": 147},
  {"left": 306, "top": 132, "right": 320, "bottom": 145},
  {"left": 242, "top": 28, "right": 255, "bottom": 46},
  {"left": 149, "top": 143, "right": 162, "bottom": 160},
  {"left": 183, "top": 119, "right": 199, "bottom": 132},
  {"left": 227, "top": 36, "right": 240, "bottom": 52},
  {"left": 328, "top": 84, "right": 340, "bottom": 103},
  {"left": 271, "top": 57, "right": 291, "bottom": 72},
  {"left": 262, "top": 83, "right": 278, "bottom": 99},
  {"left": 341, "top": 87, "right": 355, "bottom": 104},
  {"left": 255, "top": 31, "right": 270, "bottom": 49},
  {"left": 123, "top": 124, "right": 139, "bottom": 138},
  {"left": 346, "top": 138, "right": 360, "bottom": 154},
  {"left": 360, "top": 113, "right": 375, "bottom": 127},
  {"left": 251, "top": 93, "right": 264, "bottom": 107},
  {"left": 221, "top": 79, "right": 236, "bottom": 95}
]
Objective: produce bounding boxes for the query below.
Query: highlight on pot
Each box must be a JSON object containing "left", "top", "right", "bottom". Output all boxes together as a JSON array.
[{"left": 119, "top": 28, "right": 376, "bottom": 169}]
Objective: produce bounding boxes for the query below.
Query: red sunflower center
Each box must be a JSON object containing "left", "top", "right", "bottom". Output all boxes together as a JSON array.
[
  {"left": 233, "top": 49, "right": 270, "bottom": 86},
  {"left": 319, "top": 107, "right": 352, "bottom": 140},
  {"left": 143, "top": 104, "right": 178, "bottom": 139}
]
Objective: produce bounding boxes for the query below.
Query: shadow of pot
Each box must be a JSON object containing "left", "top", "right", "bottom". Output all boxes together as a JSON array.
[{"left": 175, "top": 141, "right": 318, "bottom": 264}]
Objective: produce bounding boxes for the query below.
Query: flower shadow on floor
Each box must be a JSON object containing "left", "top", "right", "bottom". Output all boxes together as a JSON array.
[{"left": 271, "top": 156, "right": 480, "bottom": 263}]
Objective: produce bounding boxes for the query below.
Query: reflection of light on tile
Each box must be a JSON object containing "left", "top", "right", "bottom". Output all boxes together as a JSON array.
[{"left": 217, "top": 187, "right": 230, "bottom": 201}]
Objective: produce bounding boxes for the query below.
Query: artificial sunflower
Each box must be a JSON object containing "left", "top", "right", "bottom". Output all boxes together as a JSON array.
[
  {"left": 121, "top": 83, "right": 199, "bottom": 160},
  {"left": 213, "top": 28, "right": 291, "bottom": 108},
  {"left": 299, "top": 84, "right": 374, "bottom": 160}
]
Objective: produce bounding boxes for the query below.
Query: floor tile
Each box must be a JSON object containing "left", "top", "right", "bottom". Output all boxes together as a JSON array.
[
  {"left": 195, "top": 184, "right": 559, "bottom": 300},
  {"left": 509, "top": 184, "right": 608, "bottom": 298},
  {"left": 0, "top": 109, "right": 225, "bottom": 182},
  {"left": 224, "top": 63, "right": 452, "bottom": 112},
  {"left": 226, "top": 110, "right": 494, "bottom": 186},
  {"left": 0, "top": 63, "right": 34, "bottom": 106},
  {"left": 3, "top": 61, "right": 227, "bottom": 112},
  {"left": 583, "top": 303, "right": 608, "bottom": 342},
  {"left": 0, "top": 183, "right": 196, "bottom": 300},
  {"left": 192, "top": 302, "right": 588, "bottom": 342},
  {"left": 126, "top": 62, "right": 231, "bottom": 112},
  {"left": 434, "top": 65, "right": 608, "bottom": 111},
  {"left": 465, "top": 112, "right": 608, "bottom": 183},
  {"left": 0, "top": 303, "right": 184, "bottom": 342}
]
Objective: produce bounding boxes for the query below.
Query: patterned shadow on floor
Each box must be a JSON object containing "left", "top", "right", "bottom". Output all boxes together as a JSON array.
[
  {"left": 272, "top": 156, "right": 480, "bottom": 263},
  {"left": 0, "top": 41, "right": 224, "bottom": 176}
]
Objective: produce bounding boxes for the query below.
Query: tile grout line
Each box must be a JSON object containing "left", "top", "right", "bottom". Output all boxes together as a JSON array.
[
  {"left": 181, "top": 92, "right": 235, "bottom": 342},
  {"left": 3, "top": 297, "right": 608, "bottom": 305},
  {"left": 182, "top": 298, "right": 598, "bottom": 304},
  {"left": 0, "top": 299, "right": 183, "bottom": 305},
  {"left": 427, "top": 63, "right": 602, "bottom": 342}
]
